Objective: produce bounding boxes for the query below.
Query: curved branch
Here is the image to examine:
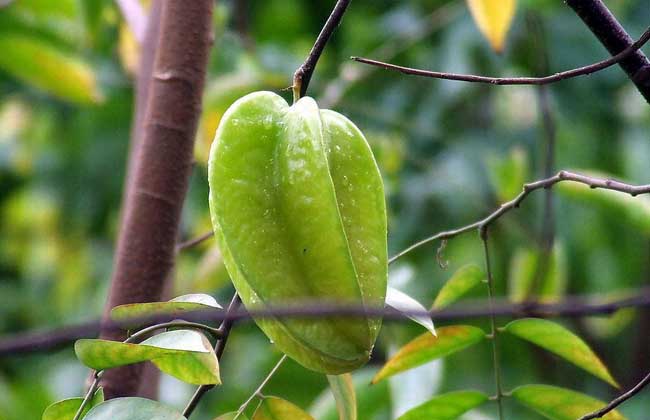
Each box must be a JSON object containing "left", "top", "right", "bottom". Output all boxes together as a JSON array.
[
  {"left": 351, "top": 27, "right": 650, "bottom": 86},
  {"left": 578, "top": 371, "right": 650, "bottom": 419}
]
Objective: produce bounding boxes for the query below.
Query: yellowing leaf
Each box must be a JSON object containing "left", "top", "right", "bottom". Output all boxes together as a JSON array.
[
  {"left": 327, "top": 374, "right": 356, "bottom": 420},
  {"left": 512, "top": 384, "right": 626, "bottom": 420},
  {"left": 397, "top": 390, "right": 489, "bottom": 420},
  {"left": 252, "top": 397, "right": 314, "bottom": 420},
  {"left": 372, "top": 326, "right": 485, "bottom": 384},
  {"left": 432, "top": 264, "right": 484, "bottom": 309},
  {"left": 75, "top": 330, "right": 220, "bottom": 385},
  {"left": 0, "top": 34, "right": 102, "bottom": 104},
  {"left": 466, "top": 0, "right": 516, "bottom": 52},
  {"left": 504, "top": 318, "right": 618, "bottom": 387}
]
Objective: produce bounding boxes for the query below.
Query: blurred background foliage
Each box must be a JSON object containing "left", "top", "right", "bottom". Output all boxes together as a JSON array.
[{"left": 1, "top": 0, "right": 649, "bottom": 419}]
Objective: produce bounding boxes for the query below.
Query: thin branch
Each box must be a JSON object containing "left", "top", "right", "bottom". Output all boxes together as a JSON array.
[
  {"left": 235, "top": 355, "right": 287, "bottom": 420},
  {"left": 566, "top": 0, "right": 650, "bottom": 103},
  {"left": 350, "top": 26, "right": 650, "bottom": 86},
  {"left": 577, "top": 371, "right": 650, "bottom": 420},
  {"left": 183, "top": 293, "right": 241, "bottom": 418},
  {"left": 115, "top": 0, "right": 147, "bottom": 43},
  {"left": 176, "top": 230, "right": 214, "bottom": 252},
  {"left": 389, "top": 170, "right": 650, "bottom": 264},
  {"left": 293, "top": 0, "right": 351, "bottom": 101},
  {"left": 3, "top": 287, "right": 650, "bottom": 358}
]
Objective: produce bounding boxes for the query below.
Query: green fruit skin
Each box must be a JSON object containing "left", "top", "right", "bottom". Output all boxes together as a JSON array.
[{"left": 208, "top": 91, "right": 387, "bottom": 374}]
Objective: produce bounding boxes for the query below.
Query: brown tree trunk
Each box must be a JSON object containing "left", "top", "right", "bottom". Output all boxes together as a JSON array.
[{"left": 99, "top": 0, "right": 214, "bottom": 399}]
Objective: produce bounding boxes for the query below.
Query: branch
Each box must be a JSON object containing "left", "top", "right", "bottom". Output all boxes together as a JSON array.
[
  {"left": 566, "top": 0, "right": 650, "bottom": 103},
  {"left": 3, "top": 287, "right": 650, "bottom": 358},
  {"left": 577, "top": 371, "right": 650, "bottom": 420},
  {"left": 293, "top": 0, "right": 351, "bottom": 101},
  {"left": 350, "top": 26, "right": 650, "bottom": 87},
  {"left": 100, "top": 0, "right": 214, "bottom": 399},
  {"left": 176, "top": 230, "right": 214, "bottom": 252},
  {"left": 115, "top": 0, "right": 147, "bottom": 43},
  {"left": 389, "top": 170, "right": 650, "bottom": 263}
]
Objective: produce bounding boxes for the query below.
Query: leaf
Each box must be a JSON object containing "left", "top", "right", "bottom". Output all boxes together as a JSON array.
[
  {"left": 466, "top": 0, "right": 517, "bottom": 52},
  {"left": 110, "top": 293, "right": 221, "bottom": 325},
  {"left": 252, "top": 397, "right": 315, "bottom": 420},
  {"left": 327, "top": 374, "right": 356, "bottom": 420},
  {"left": 512, "top": 384, "right": 626, "bottom": 420},
  {"left": 397, "top": 390, "right": 489, "bottom": 420},
  {"left": 372, "top": 325, "right": 485, "bottom": 384},
  {"left": 42, "top": 388, "right": 104, "bottom": 420},
  {"left": 504, "top": 318, "right": 618, "bottom": 387},
  {"left": 432, "top": 264, "right": 484, "bottom": 309},
  {"left": 507, "top": 247, "right": 538, "bottom": 303},
  {"left": 487, "top": 147, "right": 528, "bottom": 203},
  {"left": 0, "top": 33, "right": 102, "bottom": 104},
  {"left": 75, "top": 330, "right": 220, "bottom": 385},
  {"left": 386, "top": 287, "right": 435, "bottom": 335},
  {"left": 84, "top": 397, "right": 187, "bottom": 420},
  {"left": 538, "top": 242, "right": 567, "bottom": 303},
  {"left": 215, "top": 413, "right": 249, "bottom": 420}
]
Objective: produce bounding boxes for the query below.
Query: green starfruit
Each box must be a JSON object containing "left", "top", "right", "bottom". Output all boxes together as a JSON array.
[{"left": 208, "top": 91, "right": 387, "bottom": 374}]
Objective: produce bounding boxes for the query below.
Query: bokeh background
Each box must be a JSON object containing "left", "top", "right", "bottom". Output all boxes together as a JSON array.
[{"left": 1, "top": 0, "right": 649, "bottom": 419}]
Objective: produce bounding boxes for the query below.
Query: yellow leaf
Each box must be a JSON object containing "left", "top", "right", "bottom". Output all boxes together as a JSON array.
[{"left": 466, "top": 0, "right": 516, "bottom": 53}]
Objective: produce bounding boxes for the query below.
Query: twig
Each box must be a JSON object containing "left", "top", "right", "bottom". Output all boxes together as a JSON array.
[
  {"left": 234, "top": 355, "right": 287, "bottom": 419},
  {"left": 3, "top": 288, "right": 650, "bottom": 358},
  {"left": 482, "top": 234, "right": 504, "bottom": 420},
  {"left": 183, "top": 293, "right": 241, "bottom": 418},
  {"left": 115, "top": 0, "right": 147, "bottom": 43},
  {"left": 577, "top": 371, "right": 650, "bottom": 420},
  {"left": 388, "top": 170, "right": 650, "bottom": 264},
  {"left": 293, "top": 0, "right": 352, "bottom": 101},
  {"left": 176, "top": 231, "right": 214, "bottom": 252},
  {"left": 350, "top": 27, "right": 650, "bottom": 86},
  {"left": 565, "top": 0, "right": 650, "bottom": 103}
]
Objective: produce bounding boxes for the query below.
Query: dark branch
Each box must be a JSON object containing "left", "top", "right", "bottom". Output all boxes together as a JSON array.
[
  {"left": 566, "top": 0, "right": 650, "bottom": 103},
  {"left": 293, "top": 0, "right": 351, "bottom": 101},
  {"left": 2, "top": 287, "right": 650, "bottom": 358},
  {"left": 578, "top": 371, "right": 650, "bottom": 419},
  {"left": 176, "top": 230, "right": 214, "bottom": 252},
  {"left": 350, "top": 26, "right": 650, "bottom": 87},
  {"left": 389, "top": 170, "right": 650, "bottom": 263}
]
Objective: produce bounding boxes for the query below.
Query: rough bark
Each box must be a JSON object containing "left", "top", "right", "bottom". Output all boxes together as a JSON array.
[
  {"left": 566, "top": 0, "right": 650, "bottom": 103},
  {"left": 99, "top": 0, "right": 214, "bottom": 399}
]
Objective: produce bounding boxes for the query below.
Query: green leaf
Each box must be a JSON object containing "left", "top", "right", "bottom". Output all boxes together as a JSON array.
[
  {"left": 252, "top": 397, "right": 315, "bottom": 420},
  {"left": 504, "top": 318, "right": 618, "bottom": 387},
  {"left": 42, "top": 388, "right": 104, "bottom": 420},
  {"left": 75, "top": 330, "right": 220, "bottom": 385},
  {"left": 386, "top": 287, "right": 435, "bottom": 335},
  {"left": 508, "top": 245, "right": 567, "bottom": 303},
  {"left": 215, "top": 413, "right": 249, "bottom": 420},
  {"left": 372, "top": 326, "right": 485, "bottom": 384},
  {"left": 397, "top": 390, "right": 489, "bottom": 420},
  {"left": 539, "top": 243, "right": 567, "bottom": 303},
  {"left": 507, "top": 248, "right": 538, "bottom": 303},
  {"left": 556, "top": 170, "right": 650, "bottom": 234},
  {"left": 512, "top": 384, "right": 626, "bottom": 420},
  {"left": 110, "top": 293, "right": 222, "bottom": 325},
  {"left": 0, "top": 34, "right": 102, "bottom": 104},
  {"left": 327, "top": 374, "right": 356, "bottom": 420},
  {"left": 432, "top": 264, "right": 484, "bottom": 309},
  {"left": 84, "top": 398, "right": 187, "bottom": 420},
  {"left": 487, "top": 147, "right": 528, "bottom": 203}
]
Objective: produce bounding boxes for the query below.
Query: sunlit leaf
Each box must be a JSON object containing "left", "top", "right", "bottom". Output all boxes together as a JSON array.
[
  {"left": 432, "top": 264, "right": 484, "bottom": 309},
  {"left": 397, "top": 390, "right": 489, "bottom": 420},
  {"left": 84, "top": 397, "right": 187, "bottom": 420},
  {"left": 110, "top": 293, "right": 221, "bottom": 325},
  {"left": 504, "top": 319, "right": 618, "bottom": 387},
  {"left": 372, "top": 326, "right": 485, "bottom": 384},
  {"left": 0, "top": 34, "right": 102, "bottom": 104},
  {"left": 75, "top": 330, "right": 220, "bottom": 385},
  {"left": 466, "top": 0, "right": 517, "bottom": 52},
  {"left": 252, "top": 397, "right": 315, "bottom": 420},
  {"left": 512, "top": 384, "right": 626, "bottom": 420},
  {"left": 386, "top": 287, "right": 435, "bottom": 335},
  {"left": 215, "top": 413, "right": 249, "bottom": 420},
  {"left": 42, "top": 388, "right": 104, "bottom": 420},
  {"left": 327, "top": 374, "right": 356, "bottom": 420}
]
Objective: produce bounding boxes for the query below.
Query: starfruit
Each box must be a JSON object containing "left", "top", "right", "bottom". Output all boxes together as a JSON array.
[{"left": 208, "top": 91, "right": 387, "bottom": 374}]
